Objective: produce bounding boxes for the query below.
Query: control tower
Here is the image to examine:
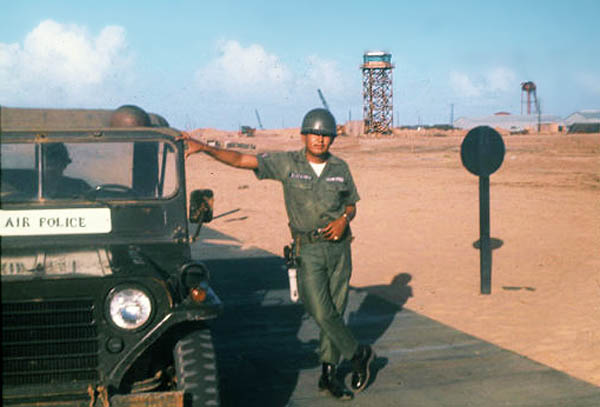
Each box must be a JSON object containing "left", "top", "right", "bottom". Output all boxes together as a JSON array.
[{"left": 361, "top": 51, "right": 394, "bottom": 134}]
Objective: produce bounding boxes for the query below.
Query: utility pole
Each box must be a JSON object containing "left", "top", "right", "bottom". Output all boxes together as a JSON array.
[{"left": 536, "top": 98, "right": 542, "bottom": 132}]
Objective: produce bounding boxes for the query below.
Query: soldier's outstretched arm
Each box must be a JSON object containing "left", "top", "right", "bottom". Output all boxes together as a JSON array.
[{"left": 178, "top": 132, "right": 258, "bottom": 170}]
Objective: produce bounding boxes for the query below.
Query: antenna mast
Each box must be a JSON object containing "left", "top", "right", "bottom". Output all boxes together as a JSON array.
[
  {"left": 255, "top": 109, "right": 264, "bottom": 130},
  {"left": 317, "top": 89, "right": 331, "bottom": 111}
]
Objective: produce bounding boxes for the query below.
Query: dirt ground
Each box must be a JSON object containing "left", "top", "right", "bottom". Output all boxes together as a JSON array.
[{"left": 185, "top": 127, "right": 600, "bottom": 387}]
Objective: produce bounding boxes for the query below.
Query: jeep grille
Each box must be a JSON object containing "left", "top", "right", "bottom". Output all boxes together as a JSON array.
[{"left": 2, "top": 299, "right": 99, "bottom": 386}]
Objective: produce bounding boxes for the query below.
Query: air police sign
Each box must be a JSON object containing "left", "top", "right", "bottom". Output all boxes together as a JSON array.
[{"left": 0, "top": 208, "right": 112, "bottom": 236}]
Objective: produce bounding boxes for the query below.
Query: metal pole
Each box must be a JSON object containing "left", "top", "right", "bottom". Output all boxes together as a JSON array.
[{"left": 479, "top": 175, "right": 491, "bottom": 294}]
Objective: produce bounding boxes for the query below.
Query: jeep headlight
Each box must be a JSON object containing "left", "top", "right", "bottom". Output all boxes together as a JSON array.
[{"left": 108, "top": 287, "right": 153, "bottom": 330}]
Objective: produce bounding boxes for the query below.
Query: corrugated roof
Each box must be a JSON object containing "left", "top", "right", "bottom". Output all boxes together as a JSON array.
[
  {"left": 564, "top": 110, "right": 600, "bottom": 125},
  {"left": 578, "top": 110, "right": 600, "bottom": 119},
  {"left": 453, "top": 114, "right": 563, "bottom": 130}
]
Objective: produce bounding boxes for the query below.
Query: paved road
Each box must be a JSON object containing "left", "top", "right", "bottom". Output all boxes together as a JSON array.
[{"left": 202, "top": 254, "right": 600, "bottom": 407}]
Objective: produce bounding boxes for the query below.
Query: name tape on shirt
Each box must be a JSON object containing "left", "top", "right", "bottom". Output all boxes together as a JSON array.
[{"left": 289, "top": 172, "right": 313, "bottom": 181}]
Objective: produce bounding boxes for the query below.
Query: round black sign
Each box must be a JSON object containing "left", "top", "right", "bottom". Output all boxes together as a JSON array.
[{"left": 460, "top": 126, "right": 505, "bottom": 176}]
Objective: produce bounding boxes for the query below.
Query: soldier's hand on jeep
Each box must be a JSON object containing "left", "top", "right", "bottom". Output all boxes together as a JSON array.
[
  {"left": 178, "top": 132, "right": 207, "bottom": 158},
  {"left": 321, "top": 216, "right": 348, "bottom": 241}
]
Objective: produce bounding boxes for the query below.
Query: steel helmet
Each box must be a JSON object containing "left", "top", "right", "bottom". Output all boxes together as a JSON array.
[
  {"left": 44, "top": 143, "right": 71, "bottom": 165},
  {"left": 110, "top": 105, "right": 151, "bottom": 127},
  {"left": 149, "top": 113, "right": 169, "bottom": 127},
  {"left": 301, "top": 108, "right": 337, "bottom": 137}
]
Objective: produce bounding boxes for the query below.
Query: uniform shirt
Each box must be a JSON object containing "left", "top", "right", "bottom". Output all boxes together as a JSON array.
[{"left": 254, "top": 148, "right": 360, "bottom": 233}]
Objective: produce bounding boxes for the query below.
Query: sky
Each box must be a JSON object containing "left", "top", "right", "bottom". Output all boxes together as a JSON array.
[{"left": 1, "top": 0, "right": 599, "bottom": 130}]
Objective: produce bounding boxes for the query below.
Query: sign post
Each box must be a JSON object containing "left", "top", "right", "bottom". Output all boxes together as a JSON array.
[{"left": 460, "top": 126, "right": 505, "bottom": 294}]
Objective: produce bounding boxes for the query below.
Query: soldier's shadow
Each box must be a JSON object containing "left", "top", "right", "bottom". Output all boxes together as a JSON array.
[
  {"left": 198, "top": 226, "right": 413, "bottom": 404},
  {"left": 339, "top": 273, "right": 414, "bottom": 389},
  {"left": 196, "top": 227, "right": 310, "bottom": 407}
]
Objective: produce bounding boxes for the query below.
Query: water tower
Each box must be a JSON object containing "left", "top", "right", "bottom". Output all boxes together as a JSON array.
[
  {"left": 361, "top": 51, "right": 394, "bottom": 133},
  {"left": 520, "top": 81, "right": 538, "bottom": 115}
]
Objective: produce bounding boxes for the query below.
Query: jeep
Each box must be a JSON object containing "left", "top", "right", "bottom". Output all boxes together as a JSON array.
[{"left": 1, "top": 106, "right": 222, "bottom": 406}]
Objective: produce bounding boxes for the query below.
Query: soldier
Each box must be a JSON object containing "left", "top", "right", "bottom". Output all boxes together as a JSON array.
[
  {"left": 110, "top": 105, "right": 157, "bottom": 196},
  {"left": 42, "top": 143, "right": 91, "bottom": 198},
  {"left": 181, "top": 108, "right": 374, "bottom": 400}
]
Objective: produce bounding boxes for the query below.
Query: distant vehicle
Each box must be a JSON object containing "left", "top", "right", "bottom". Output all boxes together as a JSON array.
[
  {"left": 225, "top": 141, "right": 256, "bottom": 150},
  {"left": 207, "top": 139, "right": 222, "bottom": 147},
  {"left": 1, "top": 105, "right": 222, "bottom": 407},
  {"left": 509, "top": 126, "right": 528, "bottom": 135},
  {"left": 239, "top": 125, "right": 256, "bottom": 137}
]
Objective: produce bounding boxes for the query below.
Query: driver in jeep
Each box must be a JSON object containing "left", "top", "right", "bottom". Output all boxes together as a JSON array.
[{"left": 42, "top": 143, "right": 91, "bottom": 198}]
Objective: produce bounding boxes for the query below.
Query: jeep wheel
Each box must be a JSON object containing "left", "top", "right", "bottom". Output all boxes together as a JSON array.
[{"left": 173, "top": 330, "right": 220, "bottom": 407}]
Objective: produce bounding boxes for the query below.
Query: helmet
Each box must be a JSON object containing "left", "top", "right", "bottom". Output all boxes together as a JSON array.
[
  {"left": 149, "top": 113, "right": 169, "bottom": 127},
  {"left": 45, "top": 143, "right": 71, "bottom": 165},
  {"left": 301, "top": 108, "right": 337, "bottom": 137},
  {"left": 110, "top": 105, "right": 151, "bottom": 127}
]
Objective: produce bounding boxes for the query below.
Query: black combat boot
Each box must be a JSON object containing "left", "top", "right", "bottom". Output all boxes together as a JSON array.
[
  {"left": 351, "top": 344, "right": 375, "bottom": 392},
  {"left": 318, "top": 363, "right": 354, "bottom": 400}
]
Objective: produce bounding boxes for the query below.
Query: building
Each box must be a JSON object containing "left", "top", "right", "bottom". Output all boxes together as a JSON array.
[
  {"left": 563, "top": 110, "right": 600, "bottom": 132},
  {"left": 564, "top": 110, "right": 600, "bottom": 125},
  {"left": 453, "top": 113, "right": 563, "bottom": 133}
]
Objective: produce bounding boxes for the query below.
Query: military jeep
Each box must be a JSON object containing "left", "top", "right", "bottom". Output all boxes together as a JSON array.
[{"left": 0, "top": 106, "right": 222, "bottom": 406}]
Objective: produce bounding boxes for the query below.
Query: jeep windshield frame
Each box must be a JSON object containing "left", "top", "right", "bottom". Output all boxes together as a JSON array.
[
  {"left": 1, "top": 129, "right": 190, "bottom": 250},
  {"left": 1, "top": 130, "right": 180, "bottom": 203}
]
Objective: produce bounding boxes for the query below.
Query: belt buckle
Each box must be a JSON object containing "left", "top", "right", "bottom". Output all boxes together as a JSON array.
[{"left": 309, "top": 229, "right": 322, "bottom": 243}]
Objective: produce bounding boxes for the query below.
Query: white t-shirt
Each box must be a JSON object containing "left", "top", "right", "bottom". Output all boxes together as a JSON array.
[{"left": 309, "top": 161, "right": 327, "bottom": 177}]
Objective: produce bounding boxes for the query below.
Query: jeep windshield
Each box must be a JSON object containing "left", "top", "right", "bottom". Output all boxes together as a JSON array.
[{"left": 1, "top": 132, "right": 179, "bottom": 203}]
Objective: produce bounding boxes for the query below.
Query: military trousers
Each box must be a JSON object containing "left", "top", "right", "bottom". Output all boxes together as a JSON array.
[{"left": 297, "top": 238, "right": 359, "bottom": 364}]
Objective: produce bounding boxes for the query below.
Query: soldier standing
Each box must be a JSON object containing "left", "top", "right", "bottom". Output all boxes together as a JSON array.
[{"left": 181, "top": 108, "right": 374, "bottom": 400}]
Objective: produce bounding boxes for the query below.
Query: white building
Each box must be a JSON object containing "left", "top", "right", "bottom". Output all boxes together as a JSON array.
[
  {"left": 564, "top": 110, "right": 600, "bottom": 126},
  {"left": 453, "top": 114, "right": 563, "bottom": 132}
]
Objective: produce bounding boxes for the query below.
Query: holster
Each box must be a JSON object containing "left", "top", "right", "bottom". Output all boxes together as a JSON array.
[{"left": 283, "top": 241, "right": 299, "bottom": 269}]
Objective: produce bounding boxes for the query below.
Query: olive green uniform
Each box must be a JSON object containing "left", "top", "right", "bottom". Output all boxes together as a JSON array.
[{"left": 254, "top": 148, "right": 360, "bottom": 364}]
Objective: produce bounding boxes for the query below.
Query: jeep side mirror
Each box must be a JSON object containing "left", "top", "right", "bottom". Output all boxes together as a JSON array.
[
  {"left": 189, "top": 189, "right": 214, "bottom": 242},
  {"left": 189, "top": 189, "right": 214, "bottom": 224}
]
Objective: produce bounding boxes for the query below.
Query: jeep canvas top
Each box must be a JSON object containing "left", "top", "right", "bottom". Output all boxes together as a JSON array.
[{"left": 1, "top": 105, "right": 222, "bottom": 407}]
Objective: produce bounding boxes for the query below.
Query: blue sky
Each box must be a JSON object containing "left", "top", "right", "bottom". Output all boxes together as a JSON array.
[{"left": 1, "top": 0, "right": 599, "bottom": 130}]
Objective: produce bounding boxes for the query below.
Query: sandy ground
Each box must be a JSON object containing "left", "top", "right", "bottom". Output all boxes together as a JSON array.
[{"left": 185, "top": 128, "right": 600, "bottom": 387}]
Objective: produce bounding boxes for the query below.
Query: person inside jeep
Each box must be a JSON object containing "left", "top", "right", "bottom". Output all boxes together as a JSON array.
[{"left": 42, "top": 143, "right": 91, "bottom": 198}]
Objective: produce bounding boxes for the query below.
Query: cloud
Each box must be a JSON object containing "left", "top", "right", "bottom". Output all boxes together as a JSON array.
[
  {"left": 194, "top": 40, "right": 352, "bottom": 108},
  {"left": 450, "top": 71, "right": 481, "bottom": 98},
  {"left": 194, "top": 40, "right": 292, "bottom": 101},
  {"left": 0, "top": 20, "right": 132, "bottom": 106},
  {"left": 486, "top": 67, "right": 516, "bottom": 93},
  {"left": 450, "top": 66, "right": 517, "bottom": 99},
  {"left": 300, "top": 55, "right": 346, "bottom": 95}
]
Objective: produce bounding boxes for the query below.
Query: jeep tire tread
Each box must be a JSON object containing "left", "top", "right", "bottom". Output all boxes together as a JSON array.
[{"left": 173, "top": 330, "right": 220, "bottom": 407}]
